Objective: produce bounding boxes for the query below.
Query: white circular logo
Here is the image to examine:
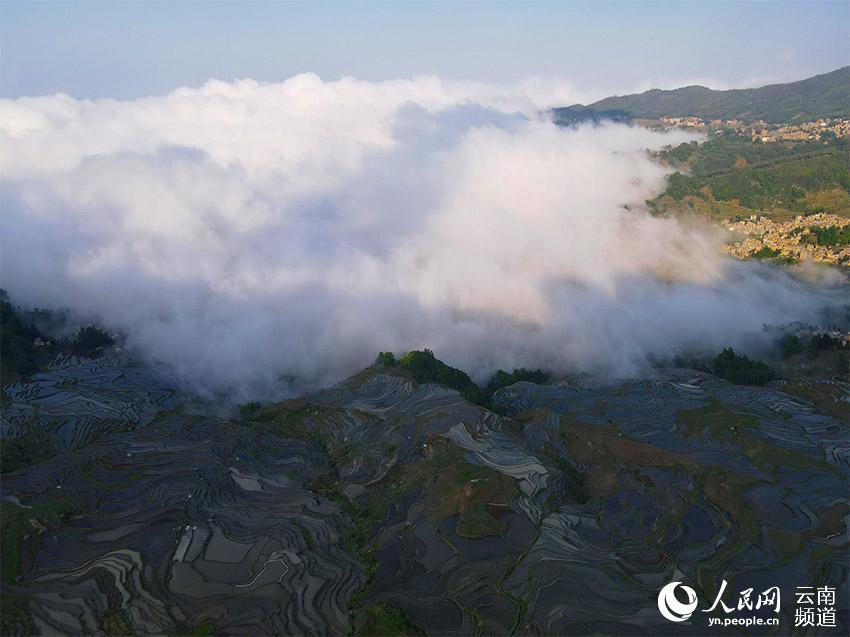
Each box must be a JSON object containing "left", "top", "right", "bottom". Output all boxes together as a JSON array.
[{"left": 658, "top": 581, "right": 698, "bottom": 622}]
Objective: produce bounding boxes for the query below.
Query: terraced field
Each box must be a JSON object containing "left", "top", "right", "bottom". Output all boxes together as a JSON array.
[{"left": 1, "top": 356, "right": 847, "bottom": 635}]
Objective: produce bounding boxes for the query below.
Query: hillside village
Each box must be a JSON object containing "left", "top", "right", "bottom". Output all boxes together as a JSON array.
[
  {"left": 651, "top": 116, "right": 850, "bottom": 142},
  {"left": 725, "top": 212, "right": 850, "bottom": 265},
  {"left": 641, "top": 111, "right": 850, "bottom": 269}
]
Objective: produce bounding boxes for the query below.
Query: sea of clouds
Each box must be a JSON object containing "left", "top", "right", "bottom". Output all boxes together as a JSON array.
[{"left": 0, "top": 74, "right": 843, "bottom": 398}]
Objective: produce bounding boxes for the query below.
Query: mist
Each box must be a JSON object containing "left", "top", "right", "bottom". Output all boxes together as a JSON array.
[{"left": 0, "top": 74, "right": 843, "bottom": 398}]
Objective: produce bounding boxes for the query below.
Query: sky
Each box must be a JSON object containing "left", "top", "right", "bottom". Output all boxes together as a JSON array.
[{"left": 1, "top": 0, "right": 848, "bottom": 101}]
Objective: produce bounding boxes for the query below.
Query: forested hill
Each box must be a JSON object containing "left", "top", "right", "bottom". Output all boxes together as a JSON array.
[{"left": 554, "top": 66, "right": 850, "bottom": 125}]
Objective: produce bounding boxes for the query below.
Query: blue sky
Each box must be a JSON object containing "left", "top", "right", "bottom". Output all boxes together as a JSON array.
[{"left": 1, "top": 0, "right": 848, "bottom": 99}]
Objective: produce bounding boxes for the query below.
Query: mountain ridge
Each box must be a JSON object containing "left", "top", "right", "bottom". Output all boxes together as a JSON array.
[{"left": 554, "top": 66, "right": 850, "bottom": 124}]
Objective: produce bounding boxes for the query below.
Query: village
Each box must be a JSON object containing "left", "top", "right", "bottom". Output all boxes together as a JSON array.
[
  {"left": 653, "top": 116, "right": 850, "bottom": 142},
  {"left": 725, "top": 212, "right": 850, "bottom": 265}
]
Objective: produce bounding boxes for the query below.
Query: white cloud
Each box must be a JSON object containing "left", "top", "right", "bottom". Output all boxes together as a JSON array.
[{"left": 0, "top": 75, "right": 839, "bottom": 398}]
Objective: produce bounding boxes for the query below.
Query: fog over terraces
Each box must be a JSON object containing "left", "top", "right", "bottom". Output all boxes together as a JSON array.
[{"left": 1, "top": 75, "right": 845, "bottom": 399}]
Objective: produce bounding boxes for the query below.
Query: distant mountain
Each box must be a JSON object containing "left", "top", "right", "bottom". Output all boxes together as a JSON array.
[{"left": 554, "top": 66, "right": 850, "bottom": 125}]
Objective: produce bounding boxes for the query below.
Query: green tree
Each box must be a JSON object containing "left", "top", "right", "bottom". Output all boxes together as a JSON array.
[
  {"left": 71, "top": 326, "right": 114, "bottom": 357},
  {"left": 375, "top": 352, "right": 396, "bottom": 367},
  {"left": 778, "top": 334, "right": 803, "bottom": 359},
  {"left": 713, "top": 348, "right": 774, "bottom": 386}
]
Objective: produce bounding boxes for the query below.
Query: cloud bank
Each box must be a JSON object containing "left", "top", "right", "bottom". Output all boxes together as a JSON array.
[{"left": 0, "top": 74, "right": 842, "bottom": 398}]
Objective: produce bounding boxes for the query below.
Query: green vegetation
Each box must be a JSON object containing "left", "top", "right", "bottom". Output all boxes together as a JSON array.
[
  {"left": 247, "top": 398, "right": 516, "bottom": 540},
  {"left": 654, "top": 136, "right": 849, "bottom": 217},
  {"left": 554, "top": 66, "right": 850, "bottom": 124},
  {"left": 778, "top": 334, "right": 803, "bottom": 359},
  {"left": 0, "top": 424, "right": 57, "bottom": 473},
  {"left": 245, "top": 399, "right": 513, "bottom": 632},
  {"left": 810, "top": 225, "right": 850, "bottom": 246},
  {"left": 1, "top": 498, "right": 75, "bottom": 585},
  {"left": 809, "top": 333, "right": 841, "bottom": 350},
  {"left": 374, "top": 351, "right": 396, "bottom": 367},
  {"left": 807, "top": 332, "right": 848, "bottom": 357},
  {"left": 1, "top": 291, "right": 55, "bottom": 383},
  {"left": 663, "top": 172, "right": 696, "bottom": 201},
  {"left": 701, "top": 151, "right": 846, "bottom": 211},
  {"left": 389, "top": 349, "right": 548, "bottom": 409},
  {"left": 355, "top": 602, "right": 424, "bottom": 637},
  {"left": 662, "top": 140, "right": 699, "bottom": 164},
  {"left": 96, "top": 610, "right": 135, "bottom": 636},
  {"left": 554, "top": 414, "right": 695, "bottom": 502},
  {"left": 1, "top": 289, "right": 116, "bottom": 383},
  {"left": 662, "top": 135, "right": 842, "bottom": 177},
  {"left": 71, "top": 325, "right": 114, "bottom": 358},
  {"left": 752, "top": 246, "right": 781, "bottom": 259},
  {"left": 238, "top": 401, "right": 262, "bottom": 418},
  {"left": 676, "top": 397, "right": 761, "bottom": 441},
  {"left": 425, "top": 452, "right": 516, "bottom": 537},
  {"left": 1, "top": 591, "right": 34, "bottom": 637},
  {"left": 483, "top": 368, "right": 549, "bottom": 394},
  {"left": 179, "top": 620, "right": 217, "bottom": 637},
  {"left": 739, "top": 430, "right": 838, "bottom": 475},
  {"left": 242, "top": 400, "right": 381, "bottom": 615},
  {"left": 712, "top": 348, "right": 774, "bottom": 386},
  {"left": 398, "top": 349, "right": 476, "bottom": 393},
  {"left": 774, "top": 330, "right": 849, "bottom": 363},
  {"left": 782, "top": 378, "right": 849, "bottom": 421},
  {"left": 671, "top": 354, "right": 711, "bottom": 373},
  {"left": 749, "top": 246, "right": 798, "bottom": 264},
  {"left": 243, "top": 400, "right": 332, "bottom": 447},
  {"left": 551, "top": 106, "right": 631, "bottom": 126},
  {"left": 555, "top": 457, "right": 589, "bottom": 505}
]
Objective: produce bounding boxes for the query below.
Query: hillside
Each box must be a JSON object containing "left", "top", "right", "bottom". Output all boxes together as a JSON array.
[
  {"left": 1, "top": 345, "right": 847, "bottom": 635},
  {"left": 648, "top": 133, "right": 850, "bottom": 266},
  {"left": 653, "top": 135, "right": 850, "bottom": 213},
  {"left": 554, "top": 66, "right": 850, "bottom": 124}
]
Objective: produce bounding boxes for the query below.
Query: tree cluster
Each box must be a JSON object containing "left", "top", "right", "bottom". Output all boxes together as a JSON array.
[
  {"left": 376, "top": 349, "right": 549, "bottom": 410},
  {"left": 712, "top": 348, "right": 774, "bottom": 386}
]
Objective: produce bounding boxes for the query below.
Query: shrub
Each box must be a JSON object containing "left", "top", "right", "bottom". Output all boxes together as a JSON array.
[
  {"left": 397, "top": 350, "right": 549, "bottom": 409},
  {"left": 713, "top": 348, "right": 774, "bottom": 385},
  {"left": 778, "top": 334, "right": 803, "bottom": 359},
  {"left": 484, "top": 368, "right": 549, "bottom": 395},
  {"left": 72, "top": 325, "right": 114, "bottom": 357},
  {"left": 808, "top": 332, "right": 843, "bottom": 354},
  {"left": 1, "top": 291, "right": 53, "bottom": 383},
  {"left": 375, "top": 352, "right": 396, "bottom": 367},
  {"left": 810, "top": 225, "right": 850, "bottom": 247},
  {"left": 752, "top": 246, "right": 781, "bottom": 259},
  {"left": 556, "top": 458, "right": 589, "bottom": 504},
  {"left": 665, "top": 172, "right": 695, "bottom": 200},
  {"left": 239, "top": 401, "right": 262, "bottom": 418},
  {"left": 399, "top": 349, "right": 475, "bottom": 393}
]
